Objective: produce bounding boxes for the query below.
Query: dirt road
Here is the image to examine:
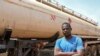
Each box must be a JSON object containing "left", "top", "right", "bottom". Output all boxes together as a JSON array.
[{"left": 0, "top": 52, "right": 7, "bottom": 56}]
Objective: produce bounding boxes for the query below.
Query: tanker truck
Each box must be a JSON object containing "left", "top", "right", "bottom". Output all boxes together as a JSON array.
[{"left": 0, "top": 0, "right": 100, "bottom": 56}]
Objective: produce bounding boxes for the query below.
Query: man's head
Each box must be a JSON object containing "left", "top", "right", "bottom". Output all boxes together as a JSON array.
[{"left": 62, "top": 22, "right": 72, "bottom": 37}]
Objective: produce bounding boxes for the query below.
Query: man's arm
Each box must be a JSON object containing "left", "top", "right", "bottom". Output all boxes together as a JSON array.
[
  {"left": 54, "top": 48, "right": 76, "bottom": 56},
  {"left": 54, "top": 38, "right": 77, "bottom": 56},
  {"left": 75, "top": 37, "right": 84, "bottom": 56},
  {"left": 72, "top": 49, "right": 84, "bottom": 56}
]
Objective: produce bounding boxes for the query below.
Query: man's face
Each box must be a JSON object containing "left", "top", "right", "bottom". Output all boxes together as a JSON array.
[{"left": 62, "top": 24, "right": 72, "bottom": 36}]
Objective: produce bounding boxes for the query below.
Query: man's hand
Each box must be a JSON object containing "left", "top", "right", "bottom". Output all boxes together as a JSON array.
[{"left": 54, "top": 48, "right": 77, "bottom": 56}]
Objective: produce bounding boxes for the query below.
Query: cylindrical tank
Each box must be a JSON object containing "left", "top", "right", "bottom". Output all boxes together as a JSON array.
[{"left": 0, "top": 0, "right": 100, "bottom": 38}]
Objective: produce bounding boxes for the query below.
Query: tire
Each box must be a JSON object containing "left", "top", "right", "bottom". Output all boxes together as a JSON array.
[
  {"left": 7, "top": 48, "right": 15, "bottom": 56},
  {"left": 38, "top": 49, "right": 54, "bottom": 56},
  {"left": 0, "top": 49, "right": 6, "bottom": 53},
  {"left": 7, "top": 48, "right": 18, "bottom": 56}
]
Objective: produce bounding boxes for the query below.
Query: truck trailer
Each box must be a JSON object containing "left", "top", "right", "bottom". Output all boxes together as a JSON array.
[{"left": 0, "top": 0, "right": 100, "bottom": 56}]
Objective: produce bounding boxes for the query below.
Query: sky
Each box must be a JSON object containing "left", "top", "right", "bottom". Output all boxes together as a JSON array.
[{"left": 53, "top": 0, "right": 100, "bottom": 26}]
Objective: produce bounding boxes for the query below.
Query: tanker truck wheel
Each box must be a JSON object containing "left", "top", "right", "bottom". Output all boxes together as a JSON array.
[
  {"left": 7, "top": 48, "right": 16, "bottom": 56},
  {"left": 0, "top": 49, "right": 6, "bottom": 53},
  {"left": 38, "top": 49, "right": 54, "bottom": 56}
]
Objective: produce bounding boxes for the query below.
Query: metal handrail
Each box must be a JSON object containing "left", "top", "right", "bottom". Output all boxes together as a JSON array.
[{"left": 36, "top": 0, "right": 97, "bottom": 26}]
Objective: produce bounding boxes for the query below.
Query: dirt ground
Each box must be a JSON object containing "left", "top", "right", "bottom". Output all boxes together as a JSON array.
[{"left": 0, "top": 52, "right": 7, "bottom": 56}]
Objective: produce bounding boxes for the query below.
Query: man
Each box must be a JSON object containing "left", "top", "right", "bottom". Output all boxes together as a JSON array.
[{"left": 54, "top": 22, "right": 84, "bottom": 56}]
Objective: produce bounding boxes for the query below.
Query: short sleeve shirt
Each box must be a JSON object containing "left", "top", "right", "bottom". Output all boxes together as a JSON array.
[{"left": 55, "top": 35, "right": 84, "bottom": 52}]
